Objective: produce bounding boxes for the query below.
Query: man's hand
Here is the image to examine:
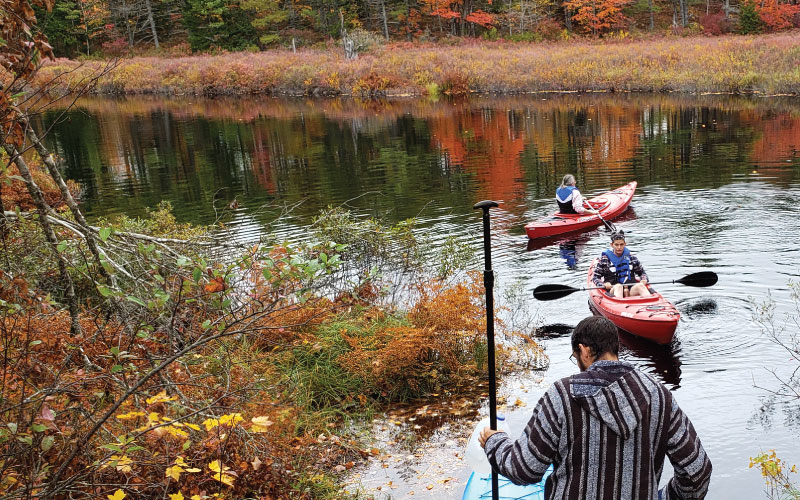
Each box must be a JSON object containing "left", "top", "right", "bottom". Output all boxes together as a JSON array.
[
  {"left": 604, "top": 282, "right": 612, "bottom": 290},
  {"left": 478, "top": 427, "right": 504, "bottom": 448}
]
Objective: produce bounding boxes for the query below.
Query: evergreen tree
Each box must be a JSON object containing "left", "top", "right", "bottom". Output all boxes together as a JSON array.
[{"left": 738, "top": 0, "right": 762, "bottom": 33}]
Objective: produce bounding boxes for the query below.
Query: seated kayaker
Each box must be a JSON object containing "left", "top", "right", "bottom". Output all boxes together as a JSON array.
[
  {"left": 592, "top": 230, "right": 651, "bottom": 298},
  {"left": 555, "top": 174, "right": 599, "bottom": 215}
]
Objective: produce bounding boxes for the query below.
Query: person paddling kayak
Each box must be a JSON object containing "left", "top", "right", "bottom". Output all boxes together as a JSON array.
[
  {"left": 592, "top": 230, "right": 651, "bottom": 298},
  {"left": 555, "top": 174, "right": 599, "bottom": 215}
]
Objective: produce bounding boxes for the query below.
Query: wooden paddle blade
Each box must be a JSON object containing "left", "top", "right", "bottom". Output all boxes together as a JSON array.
[
  {"left": 675, "top": 271, "right": 718, "bottom": 287},
  {"left": 533, "top": 284, "right": 580, "bottom": 301}
]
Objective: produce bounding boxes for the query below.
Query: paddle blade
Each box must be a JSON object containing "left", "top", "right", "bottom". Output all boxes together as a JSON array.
[
  {"left": 533, "top": 284, "right": 580, "bottom": 301},
  {"left": 675, "top": 271, "right": 718, "bottom": 287}
]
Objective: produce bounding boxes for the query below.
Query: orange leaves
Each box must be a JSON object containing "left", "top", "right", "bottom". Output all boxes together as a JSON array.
[
  {"left": 564, "top": 0, "right": 632, "bottom": 34},
  {"left": 755, "top": 0, "right": 800, "bottom": 31},
  {"left": 203, "top": 276, "right": 226, "bottom": 293},
  {"left": 465, "top": 10, "right": 496, "bottom": 27},
  {"left": 338, "top": 274, "right": 487, "bottom": 398}
]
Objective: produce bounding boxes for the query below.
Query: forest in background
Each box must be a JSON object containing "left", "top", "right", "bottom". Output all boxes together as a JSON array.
[{"left": 34, "top": 0, "right": 800, "bottom": 58}]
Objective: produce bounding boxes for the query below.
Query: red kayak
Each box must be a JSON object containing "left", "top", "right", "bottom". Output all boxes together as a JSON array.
[
  {"left": 525, "top": 181, "right": 637, "bottom": 239},
  {"left": 586, "top": 258, "right": 680, "bottom": 344}
]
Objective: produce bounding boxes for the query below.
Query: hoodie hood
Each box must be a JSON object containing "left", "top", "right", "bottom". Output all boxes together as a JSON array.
[{"left": 570, "top": 360, "right": 653, "bottom": 440}]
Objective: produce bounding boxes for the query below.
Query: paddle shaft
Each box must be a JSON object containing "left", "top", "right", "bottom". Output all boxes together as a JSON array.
[
  {"left": 473, "top": 200, "right": 500, "bottom": 500},
  {"left": 583, "top": 201, "right": 617, "bottom": 232}
]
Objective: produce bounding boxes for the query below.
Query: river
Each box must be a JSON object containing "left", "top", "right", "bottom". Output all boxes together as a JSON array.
[{"left": 41, "top": 93, "right": 800, "bottom": 499}]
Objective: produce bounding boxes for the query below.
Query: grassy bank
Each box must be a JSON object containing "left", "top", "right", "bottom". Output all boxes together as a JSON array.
[
  {"left": 0, "top": 155, "right": 546, "bottom": 499},
  {"left": 34, "top": 32, "right": 800, "bottom": 97}
]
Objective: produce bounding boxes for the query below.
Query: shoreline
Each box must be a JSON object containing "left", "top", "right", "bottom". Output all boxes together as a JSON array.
[{"left": 30, "top": 32, "right": 800, "bottom": 98}]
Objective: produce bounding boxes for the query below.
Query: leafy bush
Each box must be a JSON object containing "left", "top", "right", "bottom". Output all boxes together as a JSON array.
[
  {"left": 700, "top": 13, "right": 734, "bottom": 35},
  {"left": 535, "top": 18, "right": 565, "bottom": 41},
  {"left": 739, "top": 0, "right": 763, "bottom": 33}
]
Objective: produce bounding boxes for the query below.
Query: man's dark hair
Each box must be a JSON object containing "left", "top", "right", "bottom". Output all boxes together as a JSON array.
[{"left": 571, "top": 316, "right": 619, "bottom": 357}]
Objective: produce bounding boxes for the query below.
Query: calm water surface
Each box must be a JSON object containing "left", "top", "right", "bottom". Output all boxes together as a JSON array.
[{"left": 43, "top": 94, "right": 800, "bottom": 499}]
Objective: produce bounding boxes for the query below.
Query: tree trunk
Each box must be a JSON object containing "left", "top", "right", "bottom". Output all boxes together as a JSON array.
[
  {"left": 649, "top": 0, "right": 654, "bottom": 30},
  {"left": 78, "top": 0, "right": 91, "bottom": 55},
  {"left": 564, "top": 5, "right": 573, "bottom": 31},
  {"left": 144, "top": 0, "right": 160, "bottom": 48},
  {"left": 19, "top": 116, "right": 113, "bottom": 286},
  {"left": 2, "top": 146, "right": 82, "bottom": 335},
  {"left": 381, "top": 0, "right": 389, "bottom": 39}
]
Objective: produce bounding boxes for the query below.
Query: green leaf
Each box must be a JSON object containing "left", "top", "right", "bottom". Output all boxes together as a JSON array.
[
  {"left": 41, "top": 435, "right": 55, "bottom": 452},
  {"left": 31, "top": 423, "right": 47, "bottom": 433},
  {"left": 110, "top": 346, "right": 120, "bottom": 356},
  {"left": 319, "top": 252, "right": 328, "bottom": 264},
  {"left": 111, "top": 364, "right": 123, "bottom": 374},
  {"left": 7, "top": 423, "right": 17, "bottom": 434},
  {"left": 177, "top": 256, "right": 192, "bottom": 267},
  {"left": 127, "top": 445, "right": 145, "bottom": 452},
  {"left": 182, "top": 439, "right": 191, "bottom": 451},
  {"left": 29, "top": 340, "right": 42, "bottom": 347},
  {"left": 100, "top": 444, "right": 123, "bottom": 452},
  {"left": 98, "top": 285, "right": 112, "bottom": 297},
  {"left": 17, "top": 436, "right": 33, "bottom": 446},
  {"left": 201, "top": 320, "right": 211, "bottom": 330},
  {"left": 193, "top": 267, "right": 203, "bottom": 283},
  {"left": 262, "top": 269, "right": 272, "bottom": 280},
  {"left": 99, "top": 227, "right": 111, "bottom": 242},
  {"left": 126, "top": 296, "right": 146, "bottom": 307},
  {"left": 57, "top": 241, "right": 68, "bottom": 252}
]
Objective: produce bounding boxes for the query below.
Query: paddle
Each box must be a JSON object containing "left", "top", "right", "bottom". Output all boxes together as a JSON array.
[
  {"left": 533, "top": 271, "right": 718, "bottom": 301},
  {"left": 584, "top": 201, "right": 617, "bottom": 233},
  {"left": 473, "top": 199, "right": 501, "bottom": 500}
]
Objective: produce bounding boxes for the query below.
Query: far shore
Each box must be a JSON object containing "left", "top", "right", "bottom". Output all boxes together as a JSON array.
[{"left": 33, "top": 32, "right": 800, "bottom": 97}]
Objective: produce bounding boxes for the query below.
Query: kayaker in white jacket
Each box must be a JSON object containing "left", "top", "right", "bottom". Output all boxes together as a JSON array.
[{"left": 555, "top": 174, "right": 599, "bottom": 215}]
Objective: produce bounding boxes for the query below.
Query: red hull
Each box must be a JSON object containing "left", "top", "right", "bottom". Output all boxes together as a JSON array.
[
  {"left": 525, "top": 181, "right": 637, "bottom": 240},
  {"left": 586, "top": 259, "right": 679, "bottom": 344}
]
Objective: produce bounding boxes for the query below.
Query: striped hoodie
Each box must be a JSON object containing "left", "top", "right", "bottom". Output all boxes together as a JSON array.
[{"left": 484, "top": 361, "right": 712, "bottom": 500}]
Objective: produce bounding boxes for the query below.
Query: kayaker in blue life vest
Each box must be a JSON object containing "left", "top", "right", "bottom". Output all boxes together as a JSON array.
[
  {"left": 592, "top": 230, "right": 651, "bottom": 298},
  {"left": 555, "top": 174, "right": 599, "bottom": 215}
]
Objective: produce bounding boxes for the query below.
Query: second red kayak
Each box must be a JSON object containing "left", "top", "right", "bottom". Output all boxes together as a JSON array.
[
  {"left": 525, "top": 181, "right": 637, "bottom": 240},
  {"left": 586, "top": 258, "right": 680, "bottom": 345}
]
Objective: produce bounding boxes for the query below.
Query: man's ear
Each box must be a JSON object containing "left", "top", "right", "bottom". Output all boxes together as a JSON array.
[{"left": 578, "top": 344, "right": 594, "bottom": 359}]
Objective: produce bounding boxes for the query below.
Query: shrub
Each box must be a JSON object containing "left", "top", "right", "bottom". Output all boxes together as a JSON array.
[
  {"left": 739, "top": 0, "right": 763, "bottom": 33},
  {"left": 756, "top": 0, "right": 800, "bottom": 31},
  {"left": 700, "top": 12, "right": 734, "bottom": 35},
  {"left": 534, "top": 18, "right": 565, "bottom": 41}
]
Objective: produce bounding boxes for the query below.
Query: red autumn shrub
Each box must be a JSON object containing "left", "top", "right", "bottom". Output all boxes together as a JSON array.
[{"left": 700, "top": 13, "right": 734, "bottom": 35}]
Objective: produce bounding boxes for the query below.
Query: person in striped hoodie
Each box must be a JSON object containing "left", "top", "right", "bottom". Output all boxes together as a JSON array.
[{"left": 479, "top": 316, "right": 712, "bottom": 499}]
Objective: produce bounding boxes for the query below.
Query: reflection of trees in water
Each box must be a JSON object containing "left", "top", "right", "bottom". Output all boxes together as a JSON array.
[{"left": 37, "top": 94, "right": 800, "bottom": 226}]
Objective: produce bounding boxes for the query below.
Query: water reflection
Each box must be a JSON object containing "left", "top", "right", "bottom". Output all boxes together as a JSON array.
[
  {"left": 36, "top": 94, "right": 800, "bottom": 226},
  {"left": 618, "top": 330, "right": 683, "bottom": 390}
]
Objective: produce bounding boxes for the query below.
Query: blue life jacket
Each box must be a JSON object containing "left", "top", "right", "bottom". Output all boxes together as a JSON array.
[
  {"left": 556, "top": 186, "right": 578, "bottom": 214},
  {"left": 602, "top": 247, "right": 633, "bottom": 284}
]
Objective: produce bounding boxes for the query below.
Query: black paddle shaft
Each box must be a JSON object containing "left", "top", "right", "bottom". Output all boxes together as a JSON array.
[
  {"left": 473, "top": 200, "right": 500, "bottom": 500},
  {"left": 533, "top": 271, "right": 719, "bottom": 301}
]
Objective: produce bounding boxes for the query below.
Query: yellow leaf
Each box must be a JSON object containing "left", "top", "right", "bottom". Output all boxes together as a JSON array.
[
  {"left": 174, "top": 456, "right": 188, "bottom": 467},
  {"left": 251, "top": 416, "right": 274, "bottom": 433},
  {"left": 185, "top": 467, "right": 202, "bottom": 473},
  {"left": 169, "top": 493, "right": 185, "bottom": 500},
  {"left": 166, "top": 465, "right": 183, "bottom": 481},
  {"left": 185, "top": 423, "right": 201, "bottom": 431},
  {"left": 208, "top": 460, "right": 222, "bottom": 473},
  {"left": 191, "top": 496, "right": 203, "bottom": 500},
  {"left": 146, "top": 390, "right": 177, "bottom": 405},
  {"left": 108, "top": 489, "right": 126, "bottom": 500},
  {"left": 116, "top": 411, "right": 146, "bottom": 420},
  {"left": 202, "top": 418, "right": 219, "bottom": 431}
]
